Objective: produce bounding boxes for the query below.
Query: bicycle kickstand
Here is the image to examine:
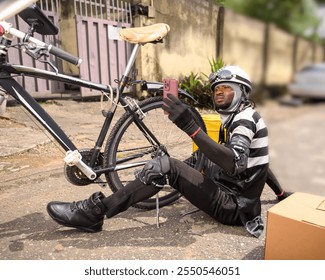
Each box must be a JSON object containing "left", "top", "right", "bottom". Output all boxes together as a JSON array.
[
  {"left": 154, "top": 175, "right": 171, "bottom": 228},
  {"left": 156, "top": 193, "right": 160, "bottom": 228}
]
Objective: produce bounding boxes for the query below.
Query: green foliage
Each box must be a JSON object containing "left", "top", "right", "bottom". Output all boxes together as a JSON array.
[
  {"left": 213, "top": 0, "right": 227, "bottom": 5},
  {"left": 179, "top": 58, "right": 225, "bottom": 109},
  {"left": 223, "top": 0, "right": 321, "bottom": 39},
  {"left": 179, "top": 72, "right": 202, "bottom": 94},
  {"left": 204, "top": 57, "right": 225, "bottom": 77}
]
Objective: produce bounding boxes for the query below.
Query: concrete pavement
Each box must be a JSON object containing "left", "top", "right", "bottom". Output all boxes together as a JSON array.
[{"left": 0, "top": 99, "right": 325, "bottom": 260}]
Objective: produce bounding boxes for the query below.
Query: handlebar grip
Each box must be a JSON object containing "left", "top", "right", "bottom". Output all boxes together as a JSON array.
[{"left": 48, "top": 45, "right": 82, "bottom": 66}]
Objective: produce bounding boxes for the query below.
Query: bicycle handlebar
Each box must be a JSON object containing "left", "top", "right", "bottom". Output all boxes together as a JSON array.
[
  {"left": 0, "top": 21, "right": 82, "bottom": 66},
  {"left": 48, "top": 45, "right": 82, "bottom": 66}
]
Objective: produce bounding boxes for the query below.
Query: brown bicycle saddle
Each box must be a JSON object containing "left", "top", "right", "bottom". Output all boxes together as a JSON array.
[{"left": 119, "top": 23, "right": 170, "bottom": 44}]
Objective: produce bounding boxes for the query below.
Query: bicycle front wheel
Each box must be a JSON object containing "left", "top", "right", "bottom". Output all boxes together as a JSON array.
[{"left": 104, "top": 96, "right": 206, "bottom": 210}]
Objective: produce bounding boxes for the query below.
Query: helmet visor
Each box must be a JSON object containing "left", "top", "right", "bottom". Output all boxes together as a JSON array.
[
  {"left": 209, "top": 69, "right": 251, "bottom": 89},
  {"left": 209, "top": 69, "right": 233, "bottom": 83}
]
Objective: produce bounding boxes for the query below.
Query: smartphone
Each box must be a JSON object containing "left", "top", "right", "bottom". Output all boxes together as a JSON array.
[{"left": 163, "top": 78, "right": 178, "bottom": 114}]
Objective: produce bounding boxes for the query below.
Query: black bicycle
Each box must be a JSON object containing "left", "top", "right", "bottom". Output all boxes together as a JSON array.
[{"left": 0, "top": 2, "right": 206, "bottom": 210}]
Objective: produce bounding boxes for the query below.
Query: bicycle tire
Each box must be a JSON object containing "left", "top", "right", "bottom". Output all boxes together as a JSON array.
[{"left": 104, "top": 96, "right": 206, "bottom": 210}]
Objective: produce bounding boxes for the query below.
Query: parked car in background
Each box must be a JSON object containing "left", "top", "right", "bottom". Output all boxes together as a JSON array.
[{"left": 288, "top": 63, "right": 325, "bottom": 100}]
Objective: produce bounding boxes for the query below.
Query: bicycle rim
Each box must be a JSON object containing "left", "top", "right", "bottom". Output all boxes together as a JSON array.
[{"left": 104, "top": 96, "right": 206, "bottom": 210}]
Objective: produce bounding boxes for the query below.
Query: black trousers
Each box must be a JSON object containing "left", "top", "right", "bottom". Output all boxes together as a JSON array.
[{"left": 102, "top": 158, "right": 242, "bottom": 225}]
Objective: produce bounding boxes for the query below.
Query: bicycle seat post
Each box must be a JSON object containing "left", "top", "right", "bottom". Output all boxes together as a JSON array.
[
  {"left": 119, "top": 44, "right": 140, "bottom": 92},
  {"left": 118, "top": 23, "right": 170, "bottom": 92}
]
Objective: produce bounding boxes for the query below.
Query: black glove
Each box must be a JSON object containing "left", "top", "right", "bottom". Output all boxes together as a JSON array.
[
  {"left": 162, "top": 93, "right": 200, "bottom": 136},
  {"left": 136, "top": 154, "right": 170, "bottom": 185}
]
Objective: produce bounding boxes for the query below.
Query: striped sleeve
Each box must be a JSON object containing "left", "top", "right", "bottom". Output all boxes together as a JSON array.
[{"left": 230, "top": 108, "right": 269, "bottom": 169}]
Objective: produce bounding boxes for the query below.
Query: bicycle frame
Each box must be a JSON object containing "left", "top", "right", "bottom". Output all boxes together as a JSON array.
[
  {"left": 0, "top": 4, "right": 205, "bottom": 210},
  {"left": 0, "top": 43, "right": 163, "bottom": 180},
  {"left": 0, "top": 8, "right": 198, "bottom": 188}
]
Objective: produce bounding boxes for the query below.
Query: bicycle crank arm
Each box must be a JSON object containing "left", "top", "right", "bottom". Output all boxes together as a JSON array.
[{"left": 64, "top": 150, "right": 97, "bottom": 180}]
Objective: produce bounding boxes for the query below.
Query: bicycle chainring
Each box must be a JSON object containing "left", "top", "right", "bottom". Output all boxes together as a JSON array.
[{"left": 64, "top": 149, "right": 103, "bottom": 186}]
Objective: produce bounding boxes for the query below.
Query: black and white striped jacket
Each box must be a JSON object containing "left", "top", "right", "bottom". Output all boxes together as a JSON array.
[{"left": 220, "top": 106, "right": 269, "bottom": 231}]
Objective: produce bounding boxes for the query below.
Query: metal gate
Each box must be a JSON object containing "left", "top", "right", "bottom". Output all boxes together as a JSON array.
[
  {"left": 6, "top": 0, "right": 133, "bottom": 98},
  {"left": 7, "top": 0, "right": 63, "bottom": 97},
  {"left": 74, "top": 0, "right": 133, "bottom": 97}
]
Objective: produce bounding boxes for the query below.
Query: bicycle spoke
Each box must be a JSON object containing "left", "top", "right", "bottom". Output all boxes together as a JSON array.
[{"left": 105, "top": 96, "right": 206, "bottom": 210}]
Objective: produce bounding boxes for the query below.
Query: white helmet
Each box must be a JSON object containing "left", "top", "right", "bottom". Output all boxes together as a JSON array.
[{"left": 209, "top": 65, "right": 252, "bottom": 94}]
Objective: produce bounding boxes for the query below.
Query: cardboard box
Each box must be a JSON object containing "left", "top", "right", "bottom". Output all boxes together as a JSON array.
[{"left": 264, "top": 192, "right": 325, "bottom": 260}]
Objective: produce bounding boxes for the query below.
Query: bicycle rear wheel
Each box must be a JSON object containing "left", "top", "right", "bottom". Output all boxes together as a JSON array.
[{"left": 104, "top": 96, "right": 206, "bottom": 210}]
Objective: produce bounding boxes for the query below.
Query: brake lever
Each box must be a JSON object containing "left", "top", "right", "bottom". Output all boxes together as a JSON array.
[
  {"left": 23, "top": 43, "right": 47, "bottom": 60},
  {"left": 24, "top": 43, "right": 58, "bottom": 74},
  {"left": 40, "top": 59, "right": 59, "bottom": 74}
]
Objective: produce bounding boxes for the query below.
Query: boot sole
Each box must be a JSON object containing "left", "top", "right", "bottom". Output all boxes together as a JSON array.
[{"left": 47, "top": 209, "right": 103, "bottom": 233}]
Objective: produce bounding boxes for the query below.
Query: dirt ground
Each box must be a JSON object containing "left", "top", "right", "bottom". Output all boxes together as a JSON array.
[{"left": 1, "top": 99, "right": 325, "bottom": 260}]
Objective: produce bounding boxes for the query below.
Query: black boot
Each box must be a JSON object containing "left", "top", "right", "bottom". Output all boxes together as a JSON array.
[
  {"left": 47, "top": 192, "right": 106, "bottom": 233},
  {"left": 277, "top": 191, "right": 293, "bottom": 202}
]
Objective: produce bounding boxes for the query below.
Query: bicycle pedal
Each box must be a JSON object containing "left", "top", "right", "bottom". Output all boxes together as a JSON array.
[
  {"left": 96, "top": 178, "right": 107, "bottom": 188},
  {"left": 98, "top": 182, "right": 107, "bottom": 188}
]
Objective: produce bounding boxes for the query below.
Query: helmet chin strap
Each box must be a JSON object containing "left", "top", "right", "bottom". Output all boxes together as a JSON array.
[{"left": 218, "top": 103, "right": 242, "bottom": 128}]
